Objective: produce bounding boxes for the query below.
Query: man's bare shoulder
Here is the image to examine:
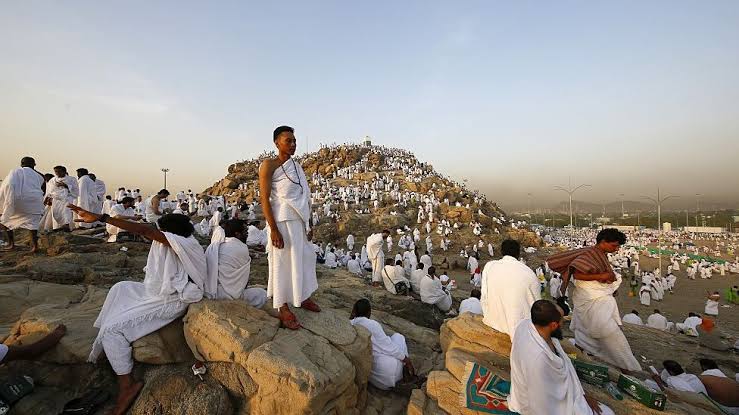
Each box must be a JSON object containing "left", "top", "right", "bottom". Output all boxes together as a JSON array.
[{"left": 259, "top": 158, "right": 281, "bottom": 175}]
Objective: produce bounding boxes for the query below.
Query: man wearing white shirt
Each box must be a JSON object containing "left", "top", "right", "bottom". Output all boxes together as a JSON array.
[
  {"left": 367, "top": 230, "right": 389, "bottom": 287},
  {"left": 204, "top": 219, "right": 267, "bottom": 308},
  {"left": 676, "top": 312, "right": 702, "bottom": 336},
  {"left": 622, "top": 310, "right": 643, "bottom": 326},
  {"left": 700, "top": 359, "right": 727, "bottom": 378},
  {"left": 346, "top": 254, "right": 363, "bottom": 277},
  {"left": 481, "top": 239, "right": 541, "bottom": 338},
  {"left": 107, "top": 197, "right": 140, "bottom": 242},
  {"left": 647, "top": 309, "right": 672, "bottom": 331},
  {"left": 324, "top": 248, "right": 338, "bottom": 269},
  {"left": 653, "top": 360, "right": 707, "bottom": 395},
  {"left": 0, "top": 157, "right": 44, "bottom": 252},
  {"left": 420, "top": 266, "right": 452, "bottom": 312},
  {"left": 350, "top": 299, "right": 415, "bottom": 390},
  {"left": 459, "top": 289, "right": 483, "bottom": 315}
]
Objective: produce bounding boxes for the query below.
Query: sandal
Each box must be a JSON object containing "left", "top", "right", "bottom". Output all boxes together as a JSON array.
[
  {"left": 300, "top": 298, "right": 321, "bottom": 313},
  {"left": 279, "top": 310, "right": 301, "bottom": 330}
]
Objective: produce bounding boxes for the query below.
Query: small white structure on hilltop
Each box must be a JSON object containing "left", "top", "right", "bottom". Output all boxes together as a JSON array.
[
  {"left": 663, "top": 222, "right": 672, "bottom": 232},
  {"left": 363, "top": 136, "right": 372, "bottom": 147}
]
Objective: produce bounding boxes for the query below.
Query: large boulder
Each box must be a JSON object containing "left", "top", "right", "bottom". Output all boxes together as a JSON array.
[
  {"left": 132, "top": 318, "right": 194, "bottom": 364},
  {"left": 246, "top": 328, "right": 358, "bottom": 415},
  {"left": 0, "top": 280, "right": 86, "bottom": 341},
  {"left": 3, "top": 286, "right": 107, "bottom": 363},
  {"left": 183, "top": 300, "right": 280, "bottom": 364},
  {"left": 439, "top": 313, "right": 511, "bottom": 357},
  {"left": 130, "top": 364, "right": 234, "bottom": 415}
]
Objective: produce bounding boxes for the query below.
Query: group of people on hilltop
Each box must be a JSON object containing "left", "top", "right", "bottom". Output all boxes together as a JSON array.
[{"left": 4, "top": 127, "right": 739, "bottom": 415}]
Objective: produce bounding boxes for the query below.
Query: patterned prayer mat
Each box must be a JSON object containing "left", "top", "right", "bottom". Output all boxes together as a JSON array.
[{"left": 460, "top": 362, "right": 519, "bottom": 414}]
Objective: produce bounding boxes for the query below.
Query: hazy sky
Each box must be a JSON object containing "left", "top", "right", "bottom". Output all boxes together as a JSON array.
[{"left": 2, "top": 1, "right": 738, "bottom": 211}]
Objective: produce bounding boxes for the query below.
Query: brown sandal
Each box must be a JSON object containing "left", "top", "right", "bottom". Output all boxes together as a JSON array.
[
  {"left": 300, "top": 298, "right": 321, "bottom": 313},
  {"left": 279, "top": 310, "right": 301, "bottom": 330}
]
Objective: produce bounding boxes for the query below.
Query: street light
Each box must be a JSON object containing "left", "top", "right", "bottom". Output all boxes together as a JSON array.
[
  {"left": 695, "top": 193, "right": 701, "bottom": 227},
  {"left": 527, "top": 193, "right": 532, "bottom": 217},
  {"left": 619, "top": 193, "right": 625, "bottom": 218},
  {"left": 161, "top": 168, "right": 170, "bottom": 189},
  {"left": 554, "top": 177, "right": 591, "bottom": 229},
  {"left": 642, "top": 187, "right": 677, "bottom": 276}
]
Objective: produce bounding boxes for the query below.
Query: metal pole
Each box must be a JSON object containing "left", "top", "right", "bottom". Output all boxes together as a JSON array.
[{"left": 161, "top": 168, "right": 170, "bottom": 190}]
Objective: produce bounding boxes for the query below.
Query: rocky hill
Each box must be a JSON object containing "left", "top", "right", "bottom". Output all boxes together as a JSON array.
[{"left": 203, "top": 144, "right": 541, "bottom": 262}]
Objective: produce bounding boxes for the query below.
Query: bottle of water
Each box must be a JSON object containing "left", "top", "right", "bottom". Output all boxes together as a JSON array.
[{"left": 605, "top": 382, "right": 623, "bottom": 400}]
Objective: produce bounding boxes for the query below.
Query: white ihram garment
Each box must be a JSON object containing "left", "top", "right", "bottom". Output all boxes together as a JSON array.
[
  {"left": 459, "top": 297, "right": 483, "bottom": 315},
  {"left": 0, "top": 167, "right": 44, "bottom": 230},
  {"left": 106, "top": 204, "right": 135, "bottom": 242},
  {"left": 367, "top": 233, "right": 385, "bottom": 283},
  {"left": 204, "top": 237, "right": 267, "bottom": 308},
  {"left": 266, "top": 160, "right": 318, "bottom": 308},
  {"left": 570, "top": 275, "right": 641, "bottom": 371},
  {"left": 509, "top": 319, "right": 614, "bottom": 415},
  {"left": 480, "top": 256, "right": 541, "bottom": 339},
  {"left": 89, "top": 233, "right": 205, "bottom": 375},
  {"left": 420, "top": 276, "right": 452, "bottom": 312},
  {"left": 347, "top": 259, "right": 363, "bottom": 276},
  {"left": 76, "top": 176, "right": 98, "bottom": 229},
  {"left": 350, "top": 317, "right": 408, "bottom": 390},
  {"left": 47, "top": 175, "right": 78, "bottom": 229}
]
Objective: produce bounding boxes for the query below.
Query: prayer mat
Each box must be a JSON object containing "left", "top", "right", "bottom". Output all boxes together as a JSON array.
[{"left": 459, "top": 362, "right": 518, "bottom": 414}]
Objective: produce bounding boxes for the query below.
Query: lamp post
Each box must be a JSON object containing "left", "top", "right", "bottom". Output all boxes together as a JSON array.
[
  {"left": 695, "top": 193, "right": 701, "bottom": 227},
  {"left": 161, "top": 168, "right": 170, "bottom": 189},
  {"left": 619, "top": 193, "right": 625, "bottom": 218},
  {"left": 527, "top": 193, "right": 532, "bottom": 217},
  {"left": 642, "top": 187, "right": 677, "bottom": 277},
  {"left": 554, "top": 177, "right": 591, "bottom": 229}
]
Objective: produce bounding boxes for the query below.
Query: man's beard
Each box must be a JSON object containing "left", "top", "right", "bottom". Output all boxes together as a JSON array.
[{"left": 551, "top": 327, "right": 564, "bottom": 340}]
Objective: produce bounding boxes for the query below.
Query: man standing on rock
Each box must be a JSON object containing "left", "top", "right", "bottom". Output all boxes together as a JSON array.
[
  {"left": 367, "top": 229, "right": 390, "bottom": 287},
  {"left": 259, "top": 125, "right": 320, "bottom": 330},
  {"left": 0, "top": 157, "right": 45, "bottom": 253},
  {"left": 45, "top": 165, "right": 79, "bottom": 232}
]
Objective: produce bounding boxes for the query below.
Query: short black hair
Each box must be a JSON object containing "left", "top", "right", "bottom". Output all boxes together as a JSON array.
[
  {"left": 596, "top": 228, "right": 626, "bottom": 245},
  {"left": 273, "top": 125, "right": 294, "bottom": 142},
  {"left": 158, "top": 189, "right": 170, "bottom": 196},
  {"left": 501, "top": 239, "right": 520, "bottom": 259},
  {"left": 352, "top": 298, "right": 371, "bottom": 318},
  {"left": 631, "top": 310, "right": 639, "bottom": 315},
  {"left": 53, "top": 165, "right": 67, "bottom": 173},
  {"left": 654, "top": 309, "right": 660, "bottom": 314},
  {"left": 531, "top": 299, "right": 561, "bottom": 327},
  {"left": 20, "top": 156, "right": 35, "bottom": 167},
  {"left": 417, "top": 263, "right": 424, "bottom": 270},
  {"left": 385, "top": 258, "right": 394, "bottom": 266},
  {"left": 699, "top": 358, "right": 718, "bottom": 370},
  {"left": 428, "top": 266, "right": 436, "bottom": 275},
  {"left": 663, "top": 360, "right": 684, "bottom": 376},
  {"left": 157, "top": 214, "right": 195, "bottom": 237},
  {"left": 471, "top": 289, "right": 481, "bottom": 299},
  {"left": 223, "top": 219, "right": 246, "bottom": 237},
  {"left": 120, "top": 196, "right": 135, "bottom": 205},
  {"left": 105, "top": 195, "right": 112, "bottom": 200},
  {"left": 77, "top": 168, "right": 89, "bottom": 175}
]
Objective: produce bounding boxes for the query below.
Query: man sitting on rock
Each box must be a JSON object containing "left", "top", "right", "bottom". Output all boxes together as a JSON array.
[
  {"left": 509, "top": 300, "right": 615, "bottom": 415},
  {"left": 409, "top": 263, "right": 426, "bottom": 294},
  {"left": 350, "top": 299, "right": 415, "bottom": 390},
  {"left": 346, "top": 253, "right": 363, "bottom": 277},
  {"left": 481, "top": 239, "right": 541, "bottom": 340},
  {"left": 70, "top": 204, "right": 205, "bottom": 415},
  {"left": 459, "top": 289, "right": 482, "bottom": 315},
  {"left": 204, "top": 218, "right": 268, "bottom": 308},
  {"left": 381, "top": 259, "right": 410, "bottom": 295},
  {"left": 420, "top": 266, "right": 453, "bottom": 314}
]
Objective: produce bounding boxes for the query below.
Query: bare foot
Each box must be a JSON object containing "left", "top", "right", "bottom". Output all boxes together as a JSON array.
[{"left": 112, "top": 381, "right": 143, "bottom": 415}]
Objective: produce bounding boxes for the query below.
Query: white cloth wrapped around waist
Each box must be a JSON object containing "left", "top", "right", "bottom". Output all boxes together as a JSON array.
[{"left": 270, "top": 160, "right": 311, "bottom": 230}]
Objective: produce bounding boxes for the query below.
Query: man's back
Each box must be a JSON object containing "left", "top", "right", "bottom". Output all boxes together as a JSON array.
[
  {"left": 481, "top": 256, "right": 541, "bottom": 336},
  {"left": 647, "top": 313, "right": 667, "bottom": 329},
  {"left": 214, "top": 237, "right": 251, "bottom": 300},
  {"left": 420, "top": 275, "right": 442, "bottom": 304}
]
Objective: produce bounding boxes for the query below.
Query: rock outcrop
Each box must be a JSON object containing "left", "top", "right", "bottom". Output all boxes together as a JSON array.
[{"left": 182, "top": 299, "right": 372, "bottom": 415}]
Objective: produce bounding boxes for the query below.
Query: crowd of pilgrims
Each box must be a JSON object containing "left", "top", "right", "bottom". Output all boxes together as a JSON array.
[{"left": 2, "top": 147, "right": 739, "bottom": 414}]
